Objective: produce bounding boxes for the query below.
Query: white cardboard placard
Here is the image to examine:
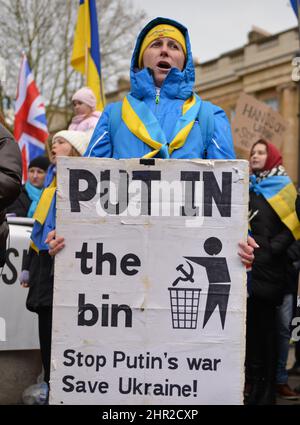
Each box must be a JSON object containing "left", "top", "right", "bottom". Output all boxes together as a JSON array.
[{"left": 50, "top": 157, "right": 249, "bottom": 405}]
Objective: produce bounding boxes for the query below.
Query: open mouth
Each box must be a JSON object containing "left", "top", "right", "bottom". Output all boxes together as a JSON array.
[{"left": 157, "top": 61, "right": 171, "bottom": 70}]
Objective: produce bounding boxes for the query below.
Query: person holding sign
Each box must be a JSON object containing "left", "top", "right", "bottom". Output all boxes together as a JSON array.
[
  {"left": 47, "top": 17, "right": 256, "bottom": 263},
  {"left": 20, "top": 130, "right": 91, "bottom": 394},
  {"left": 246, "top": 139, "right": 300, "bottom": 405}
]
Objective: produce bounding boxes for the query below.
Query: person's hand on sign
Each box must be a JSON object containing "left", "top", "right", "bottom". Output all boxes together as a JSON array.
[
  {"left": 45, "top": 230, "right": 65, "bottom": 256},
  {"left": 238, "top": 235, "right": 258, "bottom": 265},
  {"left": 46, "top": 229, "right": 257, "bottom": 264}
]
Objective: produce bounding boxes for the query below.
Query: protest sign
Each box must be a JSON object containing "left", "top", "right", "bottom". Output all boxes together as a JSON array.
[
  {"left": 232, "top": 93, "right": 287, "bottom": 154},
  {"left": 50, "top": 157, "right": 249, "bottom": 405},
  {"left": 0, "top": 218, "right": 39, "bottom": 350}
]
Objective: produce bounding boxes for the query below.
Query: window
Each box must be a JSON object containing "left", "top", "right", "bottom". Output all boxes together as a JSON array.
[{"left": 263, "top": 98, "right": 279, "bottom": 111}]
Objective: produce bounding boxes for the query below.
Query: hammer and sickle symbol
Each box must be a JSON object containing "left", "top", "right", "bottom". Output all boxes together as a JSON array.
[{"left": 172, "top": 261, "right": 195, "bottom": 287}]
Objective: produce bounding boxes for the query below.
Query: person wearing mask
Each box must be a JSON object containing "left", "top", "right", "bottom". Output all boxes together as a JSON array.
[
  {"left": 0, "top": 123, "right": 22, "bottom": 267},
  {"left": 7, "top": 155, "right": 50, "bottom": 217},
  {"left": 20, "top": 130, "right": 91, "bottom": 398},
  {"left": 68, "top": 87, "right": 101, "bottom": 132},
  {"left": 245, "top": 139, "right": 300, "bottom": 405},
  {"left": 47, "top": 17, "right": 256, "bottom": 263}
]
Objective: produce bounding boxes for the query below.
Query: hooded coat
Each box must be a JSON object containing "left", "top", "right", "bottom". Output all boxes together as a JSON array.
[
  {"left": 249, "top": 142, "right": 296, "bottom": 305},
  {"left": 0, "top": 124, "right": 22, "bottom": 266},
  {"left": 84, "top": 17, "right": 235, "bottom": 160}
]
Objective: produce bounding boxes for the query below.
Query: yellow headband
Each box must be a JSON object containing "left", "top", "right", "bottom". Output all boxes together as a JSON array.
[{"left": 138, "top": 24, "right": 187, "bottom": 68}]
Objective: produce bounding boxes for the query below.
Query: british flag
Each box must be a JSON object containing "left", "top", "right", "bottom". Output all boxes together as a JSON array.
[{"left": 14, "top": 53, "right": 49, "bottom": 182}]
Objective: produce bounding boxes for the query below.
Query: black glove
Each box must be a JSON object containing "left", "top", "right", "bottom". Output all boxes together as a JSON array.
[
  {"left": 0, "top": 248, "right": 6, "bottom": 268},
  {"left": 0, "top": 217, "right": 8, "bottom": 267}
]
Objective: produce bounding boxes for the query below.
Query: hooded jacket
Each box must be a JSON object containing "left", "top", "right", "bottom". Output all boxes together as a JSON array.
[
  {"left": 249, "top": 141, "right": 298, "bottom": 304},
  {"left": 84, "top": 17, "right": 235, "bottom": 160}
]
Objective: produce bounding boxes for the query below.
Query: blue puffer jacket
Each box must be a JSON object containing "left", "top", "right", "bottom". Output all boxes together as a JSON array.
[{"left": 84, "top": 17, "right": 235, "bottom": 160}]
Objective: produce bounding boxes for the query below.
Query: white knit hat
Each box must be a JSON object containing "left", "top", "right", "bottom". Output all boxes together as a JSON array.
[{"left": 52, "top": 130, "right": 91, "bottom": 156}]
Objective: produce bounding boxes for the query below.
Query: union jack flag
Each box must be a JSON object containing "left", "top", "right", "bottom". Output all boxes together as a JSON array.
[{"left": 14, "top": 53, "right": 49, "bottom": 182}]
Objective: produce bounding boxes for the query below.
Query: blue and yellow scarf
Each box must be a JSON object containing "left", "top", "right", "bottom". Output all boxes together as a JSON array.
[
  {"left": 250, "top": 168, "right": 300, "bottom": 240},
  {"left": 30, "top": 165, "right": 57, "bottom": 253},
  {"left": 25, "top": 181, "right": 43, "bottom": 218},
  {"left": 122, "top": 93, "right": 201, "bottom": 158}
]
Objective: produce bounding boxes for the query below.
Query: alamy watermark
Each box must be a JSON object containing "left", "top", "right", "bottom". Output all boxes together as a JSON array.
[
  {"left": 94, "top": 179, "right": 205, "bottom": 227},
  {"left": 292, "top": 57, "right": 300, "bottom": 82},
  {"left": 70, "top": 169, "right": 232, "bottom": 229},
  {"left": 291, "top": 316, "right": 300, "bottom": 342}
]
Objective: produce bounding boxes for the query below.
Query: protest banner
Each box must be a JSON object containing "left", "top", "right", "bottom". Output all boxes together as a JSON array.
[
  {"left": 50, "top": 157, "right": 249, "bottom": 405},
  {"left": 232, "top": 93, "right": 288, "bottom": 154},
  {"left": 0, "top": 218, "right": 39, "bottom": 350}
]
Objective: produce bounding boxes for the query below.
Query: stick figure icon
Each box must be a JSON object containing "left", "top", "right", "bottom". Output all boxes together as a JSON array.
[{"left": 185, "top": 237, "right": 231, "bottom": 329}]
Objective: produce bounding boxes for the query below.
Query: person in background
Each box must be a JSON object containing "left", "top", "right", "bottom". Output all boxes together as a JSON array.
[
  {"left": 20, "top": 130, "right": 91, "bottom": 397},
  {"left": 68, "top": 86, "right": 101, "bottom": 132},
  {"left": 6, "top": 155, "right": 50, "bottom": 217},
  {"left": 0, "top": 123, "right": 22, "bottom": 267},
  {"left": 245, "top": 139, "right": 300, "bottom": 405}
]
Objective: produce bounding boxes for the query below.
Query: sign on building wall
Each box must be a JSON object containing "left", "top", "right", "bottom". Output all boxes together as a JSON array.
[
  {"left": 232, "top": 93, "right": 288, "bottom": 154},
  {"left": 50, "top": 157, "right": 249, "bottom": 405}
]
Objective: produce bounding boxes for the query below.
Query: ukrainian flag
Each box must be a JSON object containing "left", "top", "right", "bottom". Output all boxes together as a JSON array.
[
  {"left": 290, "top": 0, "right": 299, "bottom": 17},
  {"left": 71, "top": 0, "right": 105, "bottom": 111},
  {"left": 250, "top": 174, "right": 300, "bottom": 240}
]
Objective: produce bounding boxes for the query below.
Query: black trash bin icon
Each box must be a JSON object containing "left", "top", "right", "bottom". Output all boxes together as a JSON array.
[{"left": 168, "top": 287, "right": 201, "bottom": 329}]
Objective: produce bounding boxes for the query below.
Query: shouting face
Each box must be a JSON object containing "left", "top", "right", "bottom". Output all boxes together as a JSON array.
[{"left": 142, "top": 37, "right": 185, "bottom": 87}]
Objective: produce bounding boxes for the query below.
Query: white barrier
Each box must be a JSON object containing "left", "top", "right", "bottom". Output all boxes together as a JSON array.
[{"left": 0, "top": 218, "right": 39, "bottom": 350}]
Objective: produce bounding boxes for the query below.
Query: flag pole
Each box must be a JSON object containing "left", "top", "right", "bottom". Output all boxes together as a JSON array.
[
  {"left": 84, "top": 3, "right": 89, "bottom": 86},
  {"left": 85, "top": 42, "right": 88, "bottom": 86}
]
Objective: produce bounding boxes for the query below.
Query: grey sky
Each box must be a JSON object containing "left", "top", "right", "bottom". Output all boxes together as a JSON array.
[{"left": 132, "top": 0, "right": 297, "bottom": 63}]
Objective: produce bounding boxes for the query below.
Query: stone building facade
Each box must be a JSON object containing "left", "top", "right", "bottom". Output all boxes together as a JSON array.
[{"left": 195, "top": 26, "right": 299, "bottom": 182}]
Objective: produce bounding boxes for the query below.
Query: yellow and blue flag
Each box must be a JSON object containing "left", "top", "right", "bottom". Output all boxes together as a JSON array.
[
  {"left": 71, "top": 0, "right": 105, "bottom": 111},
  {"left": 290, "top": 0, "right": 299, "bottom": 17}
]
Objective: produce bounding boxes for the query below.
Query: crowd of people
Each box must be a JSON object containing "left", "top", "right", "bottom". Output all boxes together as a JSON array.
[{"left": 1, "top": 16, "right": 300, "bottom": 405}]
